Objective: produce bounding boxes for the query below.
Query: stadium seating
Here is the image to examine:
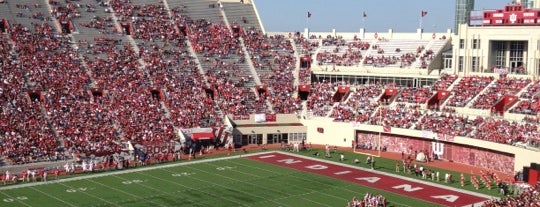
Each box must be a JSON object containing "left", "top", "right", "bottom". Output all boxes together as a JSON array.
[{"left": 1, "top": 0, "right": 540, "bottom": 169}]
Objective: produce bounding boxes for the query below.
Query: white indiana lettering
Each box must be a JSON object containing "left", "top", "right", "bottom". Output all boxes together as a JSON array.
[
  {"left": 431, "top": 195, "right": 459, "bottom": 202},
  {"left": 334, "top": 171, "right": 352, "bottom": 175},
  {"left": 277, "top": 159, "right": 302, "bottom": 164},
  {"left": 355, "top": 177, "right": 380, "bottom": 183},
  {"left": 392, "top": 184, "right": 423, "bottom": 192},
  {"left": 305, "top": 164, "right": 328, "bottom": 170},
  {"left": 258, "top": 155, "right": 275, "bottom": 159}
]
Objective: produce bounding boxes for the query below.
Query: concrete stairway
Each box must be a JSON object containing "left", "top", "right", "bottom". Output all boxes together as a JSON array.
[
  {"left": 168, "top": 0, "right": 224, "bottom": 24},
  {"left": 222, "top": 2, "right": 262, "bottom": 32}
]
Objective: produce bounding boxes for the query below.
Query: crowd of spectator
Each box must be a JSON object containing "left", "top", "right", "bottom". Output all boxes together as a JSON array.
[
  {"left": 415, "top": 111, "right": 474, "bottom": 137},
  {"left": 242, "top": 28, "right": 300, "bottom": 113},
  {"left": 396, "top": 86, "right": 431, "bottom": 104},
  {"left": 446, "top": 76, "right": 494, "bottom": 107},
  {"left": 472, "top": 77, "right": 530, "bottom": 109},
  {"left": 482, "top": 183, "right": 540, "bottom": 207},
  {"left": 417, "top": 49, "right": 434, "bottom": 69},
  {"left": 0, "top": 23, "right": 66, "bottom": 164},
  {"left": 331, "top": 83, "right": 383, "bottom": 122},
  {"left": 369, "top": 104, "right": 420, "bottom": 129},
  {"left": 346, "top": 193, "right": 387, "bottom": 207},
  {"left": 511, "top": 99, "right": 540, "bottom": 115},
  {"left": 511, "top": 80, "right": 540, "bottom": 115},
  {"left": 306, "top": 81, "right": 338, "bottom": 117},
  {"left": 2, "top": 0, "right": 540, "bottom": 168},
  {"left": 293, "top": 33, "right": 317, "bottom": 84},
  {"left": 363, "top": 52, "right": 417, "bottom": 68},
  {"left": 472, "top": 117, "right": 539, "bottom": 145}
]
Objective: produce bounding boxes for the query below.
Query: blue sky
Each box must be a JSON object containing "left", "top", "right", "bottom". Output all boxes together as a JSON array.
[{"left": 254, "top": 0, "right": 512, "bottom": 33}]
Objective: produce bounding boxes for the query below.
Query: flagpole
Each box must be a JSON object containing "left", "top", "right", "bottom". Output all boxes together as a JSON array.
[
  {"left": 306, "top": 12, "right": 310, "bottom": 36},
  {"left": 362, "top": 11, "right": 367, "bottom": 32},
  {"left": 362, "top": 17, "right": 366, "bottom": 30}
]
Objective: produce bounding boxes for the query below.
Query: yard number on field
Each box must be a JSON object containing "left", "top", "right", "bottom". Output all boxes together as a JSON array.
[
  {"left": 216, "top": 166, "right": 236, "bottom": 171},
  {"left": 122, "top": 179, "right": 144, "bottom": 184},
  {"left": 66, "top": 188, "right": 88, "bottom": 193},
  {"left": 171, "top": 172, "right": 194, "bottom": 177},
  {"left": 3, "top": 196, "right": 28, "bottom": 203}
]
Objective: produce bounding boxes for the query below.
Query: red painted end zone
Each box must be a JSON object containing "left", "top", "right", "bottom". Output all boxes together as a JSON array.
[{"left": 246, "top": 152, "right": 489, "bottom": 207}]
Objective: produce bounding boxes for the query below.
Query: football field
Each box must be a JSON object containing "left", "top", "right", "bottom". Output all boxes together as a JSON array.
[{"left": 0, "top": 152, "right": 490, "bottom": 207}]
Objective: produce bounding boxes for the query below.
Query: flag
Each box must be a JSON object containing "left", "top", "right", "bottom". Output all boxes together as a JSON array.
[
  {"left": 307, "top": 11, "right": 312, "bottom": 18},
  {"left": 421, "top": 10, "right": 428, "bottom": 17},
  {"left": 363, "top": 11, "right": 367, "bottom": 18}
]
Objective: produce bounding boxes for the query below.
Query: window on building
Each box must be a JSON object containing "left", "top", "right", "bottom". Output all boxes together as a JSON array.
[
  {"left": 494, "top": 41, "right": 506, "bottom": 68},
  {"left": 472, "top": 39, "right": 480, "bottom": 49},
  {"left": 444, "top": 58, "right": 452, "bottom": 69},
  {"left": 459, "top": 39, "right": 465, "bottom": 49},
  {"left": 510, "top": 41, "right": 525, "bottom": 74},
  {"left": 472, "top": 56, "right": 479, "bottom": 72},
  {"left": 458, "top": 56, "right": 464, "bottom": 72}
]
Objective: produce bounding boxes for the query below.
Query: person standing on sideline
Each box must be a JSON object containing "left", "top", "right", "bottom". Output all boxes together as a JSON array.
[
  {"left": 4, "top": 170, "right": 10, "bottom": 185},
  {"left": 42, "top": 170, "right": 47, "bottom": 182},
  {"left": 325, "top": 144, "right": 330, "bottom": 158},
  {"left": 460, "top": 173, "right": 465, "bottom": 187},
  {"left": 395, "top": 161, "right": 400, "bottom": 173}
]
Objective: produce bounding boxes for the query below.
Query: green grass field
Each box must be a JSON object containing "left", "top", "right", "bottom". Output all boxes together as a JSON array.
[{"left": 0, "top": 152, "right": 451, "bottom": 207}]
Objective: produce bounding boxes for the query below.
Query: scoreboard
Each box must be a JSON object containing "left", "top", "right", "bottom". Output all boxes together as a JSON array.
[{"left": 470, "top": 4, "right": 540, "bottom": 26}]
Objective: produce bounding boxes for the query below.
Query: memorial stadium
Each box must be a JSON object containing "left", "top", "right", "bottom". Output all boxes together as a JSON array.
[{"left": 0, "top": 0, "right": 539, "bottom": 206}]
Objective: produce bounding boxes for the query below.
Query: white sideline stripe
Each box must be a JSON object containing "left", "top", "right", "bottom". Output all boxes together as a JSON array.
[
  {"left": 273, "top": 151, "right": 497, "bottom": 205},
  {"left": 0, "top": 152, "right": 268, "bottom": 191}
]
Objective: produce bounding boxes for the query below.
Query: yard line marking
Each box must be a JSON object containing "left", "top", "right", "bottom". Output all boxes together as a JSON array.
[
  {"left": 162, "top": 167, "right": 293, "bottom": 207},
  {"left": 0, "top": 190, "right": 32, "bottom": 207},
  {"left": 221, "top": 159, "right": 360, "bottom": 203},
  {"left": 29, "top": 186, "right": 78, "bottom": 207},
  {"left": 110, "top": 174, "right": 203, "bottom": 207},
  {"left": 56, "top": 182, "right": 120, "bottom": 207},
  {"left": 0, "top": 152, "right": 270, "bottom": 191},
  {"left": 84, "top": 178, "right": 164, "bottom": 207},
  {"left": 133, "top": 171, "right": 232, "bottom": 207},
  {"left": 200, "top": 161, "right": 347, "bottom": 207}
]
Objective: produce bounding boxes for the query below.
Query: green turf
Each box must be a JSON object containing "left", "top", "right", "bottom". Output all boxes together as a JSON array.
[{"left": 0, "top": 155, "right": 449, "bottom": 207}]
